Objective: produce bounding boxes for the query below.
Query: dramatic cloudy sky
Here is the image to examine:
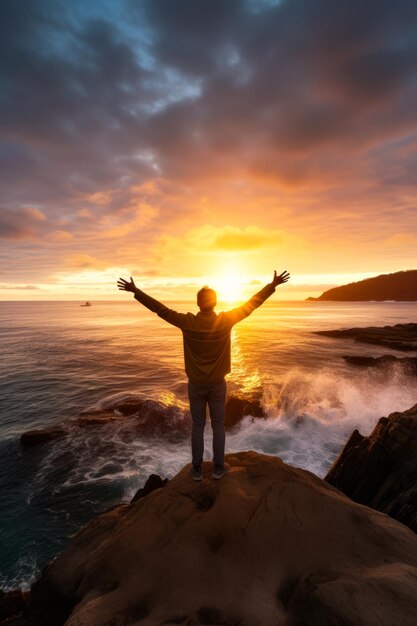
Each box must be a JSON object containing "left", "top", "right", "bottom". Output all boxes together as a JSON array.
[{"left": 1, "top": 0, "right": 416, "bottom": 301}]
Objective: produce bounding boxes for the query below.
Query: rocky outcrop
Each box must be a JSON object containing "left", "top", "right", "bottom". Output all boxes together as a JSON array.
[
  {"left": 224, "top": 394, "right": 265, "bottom": 429},
  {"left": 20, "top": 427, "right": 68, "bottom": 447},
  {"left": 316, "top": 322, "right": 417, "bottom": 351},
  {"left": 20, "top": 394, "right": 265, "bottom": 447},
  {"left": 307, "top": 269, "right": 417, "bottom": 301},
  {"left": 0, "top": 588, "right": 28, "bottom": 623},
  {"left": 130, "top": 473, "right": 169, "bottom": 504},
  {"left": 325, "top": 403, "right": 417, "bottom": 533},
  {"left": 21, "top": 451, "right": 417, "bottom": 626},
  {"left": 343, "top": 354, "right": 417, "bottom": 374}
]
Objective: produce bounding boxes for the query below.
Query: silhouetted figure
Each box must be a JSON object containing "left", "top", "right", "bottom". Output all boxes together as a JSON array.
[{"left": 117, "top": 270, "right": 290, "bottom": 480}]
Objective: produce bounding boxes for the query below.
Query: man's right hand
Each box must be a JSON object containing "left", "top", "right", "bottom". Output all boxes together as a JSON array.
[
  {"left": 117, "top": 276, "right": 137, "bottom": 293},
  {"left": 271, "top": 270, "right": 290, "bottom": 287}
]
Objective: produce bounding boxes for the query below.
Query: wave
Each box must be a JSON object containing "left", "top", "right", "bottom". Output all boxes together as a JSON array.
[{"left": 28, "top": 360, "right": 417, "bottom": 493}]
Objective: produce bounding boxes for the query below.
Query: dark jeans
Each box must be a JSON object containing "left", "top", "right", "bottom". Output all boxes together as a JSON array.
[{"left": 187, "top": 378, "right": 227, "bottom": 468}]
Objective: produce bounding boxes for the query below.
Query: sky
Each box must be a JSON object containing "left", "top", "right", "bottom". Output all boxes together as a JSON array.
[{"left": 1, "top": 0, "right": 417, "bottom": 302}]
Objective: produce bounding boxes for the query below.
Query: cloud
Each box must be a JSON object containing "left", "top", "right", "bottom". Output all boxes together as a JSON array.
[
  {"left": 84, "top": 190, "right": 118, "bottom": 206},
  {"left": 62, "top": 253, "right": 109, "bottom": 270},
  {"left": 213, "top": 226, "right": 275, "bottom": 250},
  {"left": 1, "top": 0, "right": 416, "bottom": 292},
  {"left": 97, "top": 202, "right": 158, "bottom": 238},
  {"left": 0, "top": 283, "right": 42, "bottom": 290},
  {"left": 384, "top": 233, "right": 417, "bottom": 246},
  {"left": 1, "top": 0, "right": 416, "bottom": 203},
  {"left": 46, "top": 230, "right": 74, "bottom": 242},
  {"left": 0, "top": 206, "right": 46, "bottom": 239}
]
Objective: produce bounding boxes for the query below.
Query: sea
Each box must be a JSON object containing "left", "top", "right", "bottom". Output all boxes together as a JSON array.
[{"left": 0, "top": 299, "right": 416, "bottom": 590}]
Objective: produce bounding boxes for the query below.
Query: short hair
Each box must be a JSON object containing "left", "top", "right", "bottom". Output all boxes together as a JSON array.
[{"left": 197, "top": 285, "right": 217, "bottom": 311}]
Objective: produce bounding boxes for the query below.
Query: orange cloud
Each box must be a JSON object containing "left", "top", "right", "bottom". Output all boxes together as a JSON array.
[
  {"left": 213, "top": 227, "right": 274, "bottom": 251},
  {"left": 84, "top": 190, "right": 117, "bottom": 206},
  {"left": 97, "top": 202, "right": 158, "bottom": 238},
  {"left": 63, "top": 253, "right": 109, "bottom": 270},
  {"left": 384, "top": 233, "right": 417, "bottom": 246},
  {"left": 46, "top": 230, "right": 74, "bottom": 242}
]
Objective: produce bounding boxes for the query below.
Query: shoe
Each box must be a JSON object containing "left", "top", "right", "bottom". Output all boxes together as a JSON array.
[
  {"left": 212, "top": 464, "right": 229, "bottom": 480},
  {"left": 190, "top": 464, "right": 203, "bottom": 481}
]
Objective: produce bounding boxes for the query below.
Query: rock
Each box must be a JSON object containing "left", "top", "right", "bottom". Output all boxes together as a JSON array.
[
  {"left": 316, "top": 322, "right": 417, "bottom": 351},
  {"left": 19, "top": 394, "right": 266, "bottom": 450},
  {"left": 0, "top": 588, "right": 28, "bottom": 622},
  {"left": 71, "top": 410, "right": 120, "bottom": 427},
  {"left": 130, "top": 473, "right": 169, "bottom": 503},
  {"left": 131, "top": 399, "right": 189, "bottom": 438},
  {"left": 224, "top": 394, "right": 265, "bottom": 429},
  {"left": 112, "top": 397, "right": 147, "bottom": 416},
  {"left": 325, "top": 403, "right": 417, "bottom": 533},
  {"left": 20, "top": 426, "right": 68, "bottom": 447},
  {"left": 24, "top": 451, "right": 417, "bottom": 626},
  {"left": 343, "top": 354, "right": 417, "bottom": 374}
]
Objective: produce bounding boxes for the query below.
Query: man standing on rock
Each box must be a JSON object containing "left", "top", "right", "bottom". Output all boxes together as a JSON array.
[{"left": 117, "top": 270, "right": 290, "bottom": 481}]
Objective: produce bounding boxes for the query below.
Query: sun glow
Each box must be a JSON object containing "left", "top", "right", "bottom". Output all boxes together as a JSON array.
[{"left": 213, "top": 270, "right": 246, "bottom": 304}]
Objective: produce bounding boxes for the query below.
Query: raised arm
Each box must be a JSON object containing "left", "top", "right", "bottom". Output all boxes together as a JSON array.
[
  {"left": 224, "top": 270, "right": 290, "bottom": 326},
  {"left": 117, "top": 276, "right": 186, "bottom": 329}
]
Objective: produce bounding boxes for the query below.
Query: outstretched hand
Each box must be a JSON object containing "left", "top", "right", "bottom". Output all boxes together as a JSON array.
[
  {"left": 117, "top": 276, "right": 137, "bottom": 293},
  {"left": 271, "top": 270, "right": 290, "bottom": 287}
]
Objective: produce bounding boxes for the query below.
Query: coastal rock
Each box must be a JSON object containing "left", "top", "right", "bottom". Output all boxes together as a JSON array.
[
  {"left": 224, "top": 394, "right": 265, "bottom": 429},
  {"left": 71, "top": 410, "right": 120, "bottom": 426},
  {"left": 20, "top": 426, "right": 68, "bottom": 447},
  {"left": 24, "top": 451, "right": 417, "bottom": 626},
  {"left": 130, "top": 473, "right": 169, "bottom": 504},
  {"left": 343, "top": 354, "right": 417, "bottom": 375},
  {"left": 325, "top": 403, "right": 417, "bottom": 532},
  {"left": 20, "top": 393, "right": 264, "bottom": 448},
  {"left": 316, "top": 322, "right": 417, "bottom": 351},
  {"left": 0, "top": 588, "right": 28, "bottom": 622},
  {"left": 307, "top": 269, "right": 417, "bottom": 301}
]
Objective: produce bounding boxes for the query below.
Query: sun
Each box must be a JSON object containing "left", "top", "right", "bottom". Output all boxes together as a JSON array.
[{"left": 214, "top": 270, "right": 245, "bottom": 304}]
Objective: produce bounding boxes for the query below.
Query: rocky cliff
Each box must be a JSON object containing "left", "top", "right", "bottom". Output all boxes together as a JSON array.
[
  {"left": 16, "top": 450, "right": 417, "bottom": 626},
  {"left": 325, "top": 403, "right": 417, "bottom": 534},
  {"left": 307, "top": 269, "right": 417, "bottom": 301}
]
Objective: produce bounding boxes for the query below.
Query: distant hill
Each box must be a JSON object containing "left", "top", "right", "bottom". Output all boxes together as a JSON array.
[{"left": 307, "top": 270, "right": 417, "bottom": 301}]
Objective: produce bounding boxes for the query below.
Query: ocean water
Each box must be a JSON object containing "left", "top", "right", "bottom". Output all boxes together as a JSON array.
[{"left": 0, "top": 299, "right": 416, "bottom": 589}]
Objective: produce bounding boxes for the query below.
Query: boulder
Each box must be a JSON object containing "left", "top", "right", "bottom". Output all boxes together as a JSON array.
[
  {"left": 23, "top": 451, "right": 417, "bottom": 626},
  {"left": 343, "top": 354, "right": 417, "bottom": 374},
  {"left": 0, "top": 588, "right": 28, "bottom": 622},
  {"left": 130, "top": 474, "right": 169, "bottom": 504},
  {"left": 71, "top": 410, "right": 120, "bottom": 427},
  {"left": 325, "top": 403, "right": 417, "bottom": 532},
  {"left": 20, "top": 427, "right": 68, "bottom": 447},
  {"left": 20, "top": 393, "right": 266, "bottom": 449},
  {"left": 224, "top": 394, "right": 265, "bottom": 429}
]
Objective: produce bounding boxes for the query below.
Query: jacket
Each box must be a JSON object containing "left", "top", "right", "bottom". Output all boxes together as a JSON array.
[{"left": 133, "top": 282, "right": 276, "bottom": 384}]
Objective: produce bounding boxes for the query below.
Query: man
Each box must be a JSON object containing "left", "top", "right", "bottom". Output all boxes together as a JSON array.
[{"left": 117, "top": 270, "right": 290, "bottom": 481}]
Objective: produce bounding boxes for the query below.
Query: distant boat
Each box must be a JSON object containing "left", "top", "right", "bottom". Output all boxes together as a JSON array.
[{"left": 80, "top": 301, "right": 92, "bottom": 307}]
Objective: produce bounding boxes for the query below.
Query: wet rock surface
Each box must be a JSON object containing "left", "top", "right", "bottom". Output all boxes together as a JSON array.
[
  {"left": 343, "top": 354, "right": 417, "bottom": 375},
  {"left": 316, "top": 322, "right": 417, "bottom": 351},
  {"left": 20, "top": 393, "right": 264, "bottom": 447},
  {"left": 0, "top": 588, "right": 28, "bottom": 623},
  {"left": 224, "top": 394, "right": 265, "bottom": 429},
  {"left": 20, "top": 427, "right": 68, "bottom": 447},
  {"left": 325, "top": 403, "right": 417, "bottom": 533}
]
